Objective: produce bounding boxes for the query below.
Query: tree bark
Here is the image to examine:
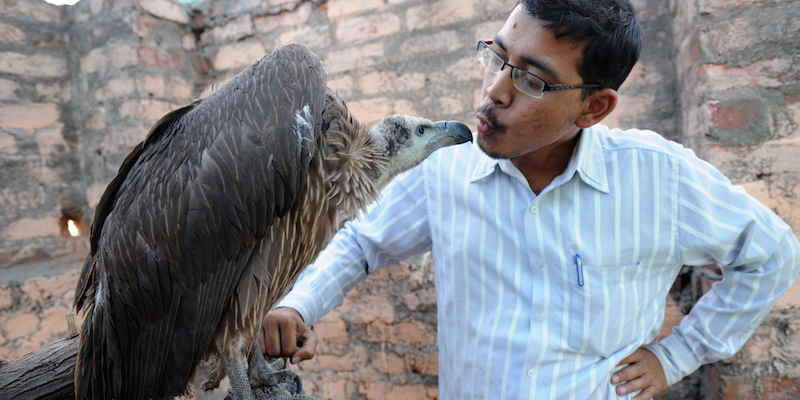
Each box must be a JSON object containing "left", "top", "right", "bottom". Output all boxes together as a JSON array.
[{"left": 0, "top": 336, "right": 78, "bottom": 400}]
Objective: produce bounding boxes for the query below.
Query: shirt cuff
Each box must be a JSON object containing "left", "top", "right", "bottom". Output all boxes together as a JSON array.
[
  {"left": 276, "top": 289, "right": 323, "bottom": 326},
  {"left": 645, "top": 334, "right": 703, "bottom": 386}
]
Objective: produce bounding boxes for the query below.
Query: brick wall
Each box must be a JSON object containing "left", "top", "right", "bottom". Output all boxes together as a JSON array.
[{"left": 0, "top": 0, "right": 798, "bottom": 399}]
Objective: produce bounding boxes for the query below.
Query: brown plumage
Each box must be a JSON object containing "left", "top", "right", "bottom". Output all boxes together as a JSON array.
[{"left": 73, "top": 43, "right": 471, "bottom": 400}]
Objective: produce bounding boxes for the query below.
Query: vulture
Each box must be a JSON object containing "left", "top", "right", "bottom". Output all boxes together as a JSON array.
[{"left": 73, "top": 43, "right": 472, "bottom": 400}]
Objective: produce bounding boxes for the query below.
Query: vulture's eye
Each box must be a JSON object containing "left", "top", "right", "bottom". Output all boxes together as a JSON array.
[{"left": 416, "top": 126, "right": 426, "bottom": 136}]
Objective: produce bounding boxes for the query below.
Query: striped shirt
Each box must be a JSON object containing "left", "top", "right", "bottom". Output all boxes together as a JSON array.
[{"left": 278, "top": 123, "right": 800, "bottom": 399}]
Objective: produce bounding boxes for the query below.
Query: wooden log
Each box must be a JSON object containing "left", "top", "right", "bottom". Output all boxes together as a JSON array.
[{"left": 0, "top": 335, "right": 78, "bottom": 400}]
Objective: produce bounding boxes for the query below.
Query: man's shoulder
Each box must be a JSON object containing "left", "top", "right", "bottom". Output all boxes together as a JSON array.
[{"left": 591, "top": 124, "right": 689, "bottom": 159}]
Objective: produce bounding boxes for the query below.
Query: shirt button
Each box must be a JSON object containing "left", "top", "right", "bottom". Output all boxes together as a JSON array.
[
  {"left": 538, "top": 314, "right": 546, "bottom": 322},
  {"left": 536, "top": 260, "right": 545, "bottom": 269},
  {"left": 527, "top": 369, "right": 535, "bottom": 378},
  {"left": 530, "top": 205, "right": 538, "bottom": 214}
]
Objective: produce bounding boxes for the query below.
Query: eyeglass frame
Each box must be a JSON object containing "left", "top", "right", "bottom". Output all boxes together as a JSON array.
[{"left": 477, "top": 40, "right": 603, "bottom": 99}]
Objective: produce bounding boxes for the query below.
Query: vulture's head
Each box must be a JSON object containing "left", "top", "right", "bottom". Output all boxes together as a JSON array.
[
  {"left": 324, "top": 113, "right": 472, "bottom": 211},
  {"left": 369, "top": 115, "right": 472, "bottom": 189}
]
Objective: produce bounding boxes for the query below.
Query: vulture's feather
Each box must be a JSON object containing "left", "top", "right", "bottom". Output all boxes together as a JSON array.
[{"left": 73, "top": 43, "right": 471, "bottom": 400}]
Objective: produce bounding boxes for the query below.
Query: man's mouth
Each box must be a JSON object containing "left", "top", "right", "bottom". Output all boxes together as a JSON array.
[{"left": 476, "top": 105, "right": 506, "bottom": 134}]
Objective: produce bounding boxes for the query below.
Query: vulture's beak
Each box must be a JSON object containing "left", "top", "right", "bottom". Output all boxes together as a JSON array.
[{"left": 435, "top": 121, "right": 473, "bottom": 145}]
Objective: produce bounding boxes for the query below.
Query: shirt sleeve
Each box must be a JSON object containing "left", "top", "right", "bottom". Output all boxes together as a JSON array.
[
  {"left": 276, "top": 164, "right": 435, "bottom": 326},
  {"left": 646, "top": 147, "right": 800, "bottom": 385}
]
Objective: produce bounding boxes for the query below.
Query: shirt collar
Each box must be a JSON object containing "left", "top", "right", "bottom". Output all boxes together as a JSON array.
[{"left": 468, "top": 125, "right": 609, "bottom": 193}]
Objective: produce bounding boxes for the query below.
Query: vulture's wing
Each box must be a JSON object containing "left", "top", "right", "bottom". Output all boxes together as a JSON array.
[{"left": 74, "top": 44, "right": 326, "bottom": 400}]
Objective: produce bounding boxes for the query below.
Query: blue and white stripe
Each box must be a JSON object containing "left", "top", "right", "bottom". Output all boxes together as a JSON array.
[{"left": 279, "top": 123, "right": 800, "bottom": 399}]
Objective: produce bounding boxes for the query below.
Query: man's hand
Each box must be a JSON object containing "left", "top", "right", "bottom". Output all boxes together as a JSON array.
[
  {"left": 259, "top": 307, "right": 317, "bottom": 364},
  {"left": 611, "top": 347, "right": 668, "bottom": 399}
]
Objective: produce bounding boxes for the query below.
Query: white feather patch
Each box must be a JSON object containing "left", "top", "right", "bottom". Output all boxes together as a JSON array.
[
  {"left": 95, "top": 280, "right": 104, "bottom": 308},
  {"left": 294, "top": 105, "right": 314, "bottom": 156}
]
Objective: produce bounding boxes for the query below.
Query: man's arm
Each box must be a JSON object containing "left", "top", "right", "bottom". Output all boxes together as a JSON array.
[
  {"left": 259, "top": 165, "right": 437, "bottom": 359},
  {"left": 615, "top": 147, "right": 800, "bottom": 396}
]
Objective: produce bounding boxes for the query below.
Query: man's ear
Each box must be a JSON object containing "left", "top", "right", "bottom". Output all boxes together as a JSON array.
[{"left": 575, "top": 88, "right": 618, "bottom": 128}]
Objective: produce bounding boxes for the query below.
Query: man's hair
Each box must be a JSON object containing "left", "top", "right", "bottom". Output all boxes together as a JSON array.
[{"left": 520, "top": 0, "right": 641, "bottom": 96}]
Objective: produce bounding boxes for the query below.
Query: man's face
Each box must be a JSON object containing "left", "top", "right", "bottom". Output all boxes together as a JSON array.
[{"left": 476, "top": 5, "right": 590, "bottom": 162}]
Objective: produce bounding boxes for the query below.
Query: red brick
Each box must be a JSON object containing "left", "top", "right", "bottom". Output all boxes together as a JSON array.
[
  {"left": 35, "top": 81, "right": 71, "bottom": 103},
  {"left": 404, "top": 30, "right": 462, "bottom": 58},
  {"left": 408, "top": 353, "right": 439, "bottom": 375},
  {"left": 181, "top": 33, "right": 196, "bottom": 51},
  {"left": 0, "top": 103, "right": 60, "bottom": 131},
  {"left": 80, "top": 48, "right": 107, "bottom": 74},
  {"left": 313, "top": 315, "right": 349, "bottom": 344},
  {"left": 322, "top": 43, "right": 384, "bottom": 74},
  {"left": 1, "top": 313, "right": 38, "bottom": 341},
  {"left": 210, "top": 0, "right": 260, "bottom": 17},
  {"left": 406, "top": 0, "right": 475, "bottom": 31},
  {"left": 699, "top": 57, "right": 796, "bottom": 92},
  {"left": 0, "top": 52, "right": 67, "bottom": 78},
  {"left": 395, "top": 321, "right": 436, "bottom": 343},
  {"left": 759, "top": 376, "right": 800, "bottom": 399},
  {"left": 336, "top": 13, "right": 401, "bottom": 43},
  {"left": 133, "top": 13, "right": 160, "bottom": 38},
  {"left": 138, "top": 45, "right": 183, "bottom": 68},
  {"left": 710, "top": 98, "right": 760, "bottom": 130},
  {"left": 254, "top": 2, "right": 313, "bottom": 33},
  {"left": 311, "top": 344, "right": 368, "bottom": 372},
  {"left": 482, "top": 0, "right": 517, "bottom": 12},
  {"left": 401, "top": 286, "right": 436, "bottom": 311},
  {"left": 99, "top": 123, "right": 149, "bottom": 154},
  {"left": 360, "top": 382, "right": 437, "bottom": 400},
  {"left": 0, "top": 285, "right": 12, "bottom": 311},
  {"left": 703, "top": 18, "right": 751, "bottom": 55},
  {"left": 359, "top": 71, "right": 425, "bottom": 95},
  {"left": 3, "top": 217, "right": 61, "bottom": 240},
  {"left": 200, "top": 14, "right": 253, "bottom": 46},
  {"left": 210, "top": 41, "right": 265, "bottom": 71},
  {"left": 36, "top": 128, "right": 69, "bottom": 156},
  {"left": 3, "top": 216, "right": 61, "bottom": 241},
  {"left": 0, "top": 0, "right": 63, "bottom": 23},
  {"left": 370, "top": 349, "right": 406, "bottom": 374},
  {"left": 138, "top": 0, "right": 189, "bottom": 24},
  {"left": 392, "top": 99, "right": 419, "bottom": 118},
  {"left": 0, "top": 131, "right": 18, "bottom": 155},
  {"left": 342, "top": 294, "right": 395, "bottom": 324},
  {"left": 322, "top": 0, "right": 384, "bottom": 20},
  {"left": 97, "top": 76, "right": 136, "bottom": 100},
  {"left": 142, "top": 73, "right": 165, "bottom": 97},
  {"left": 436, "top": 96, "right": 469, "bottom": 115},
  {"left": 111, "top": 44, "right": 139, "bottom": 69},
  {"left": 347, "top": 97, "right": 393, "bottom": 126},
  {"left": 0, "top": 21, "right": 25, "bottom": 44},
  {"left": 430, "top": 56, "right": 484, "bottom": 84},
  {"left": 657, "top": 295, "right": 686, "bottom": 340},
  {"left": 326, "top": 75, "right": 354, "bottom": 98},
  {"left": 699, "top": 0, "right": 764, "bottom": 14},
  {"left": 0, "top": 78, "right": 18, "bottom": 100},
  {"left": 278, "top": 25, "right": 332, "bottom": 50},
  {"left": 169, "top": 75, "right": 194, "bottom": 100}
]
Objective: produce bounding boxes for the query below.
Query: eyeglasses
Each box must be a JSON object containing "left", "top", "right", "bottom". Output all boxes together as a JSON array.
[{"left": 477, "top": 40, "right": 602, "bottom": 99}]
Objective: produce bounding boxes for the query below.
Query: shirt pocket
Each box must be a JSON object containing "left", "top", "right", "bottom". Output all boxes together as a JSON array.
[{"left": 564, "top": 261, "right": 644, "bottom": 358}]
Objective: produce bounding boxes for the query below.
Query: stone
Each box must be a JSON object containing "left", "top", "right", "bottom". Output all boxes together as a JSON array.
[
  {"left": 210, "top": 41, "right": 266, "bottom": 71},
  {"left": 0, "top": 21, "right": 26, "bottom": 44},
  {"left": 138, "top": 0, "right": 190, "bottom": 24},
  {"left": 335, "top": 13, "right": 401, "bottom": 43},
  {"left": 0, "top": 103, "right": 60, "bottom": 131},
  {"left": 0, "top": 52, "right": 67, "bottom": 78}
]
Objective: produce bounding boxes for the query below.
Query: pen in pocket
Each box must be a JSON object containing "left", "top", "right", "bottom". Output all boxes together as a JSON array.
[{"left": 574, "top": 254, "right": 584, "bottom": 287}]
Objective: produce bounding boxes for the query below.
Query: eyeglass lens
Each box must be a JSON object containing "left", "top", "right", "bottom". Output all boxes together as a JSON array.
[{"left": 477, "top": 42, "right": 545, "bottom": 98}]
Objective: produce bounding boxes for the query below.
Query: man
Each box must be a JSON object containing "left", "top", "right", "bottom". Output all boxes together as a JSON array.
[{"left": 259, "top": 0, "right": 800, "bottom": 398}]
